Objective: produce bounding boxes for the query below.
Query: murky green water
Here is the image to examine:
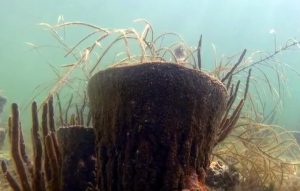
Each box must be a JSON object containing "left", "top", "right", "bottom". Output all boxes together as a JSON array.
[
  {"left": 1, "top": 0, "right": 299, "bottom": 131},
  {"left": 0, "top": 1, "right": 300, "bottom": 190}
]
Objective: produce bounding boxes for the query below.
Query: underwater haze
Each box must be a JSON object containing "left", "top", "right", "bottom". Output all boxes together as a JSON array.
[
  {"left": 0, "top": 0, "right": 300, "bottom": 143},
  {"left": 2, "top": 0, "right": 299, "bottom": 130},
  {"left": 1, "top": 0, "right": 300, "bottom": 191}
]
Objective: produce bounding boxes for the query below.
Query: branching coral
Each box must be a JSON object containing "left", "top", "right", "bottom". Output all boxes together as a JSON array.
[
  {"left": 36, "top": 19, "right": 199, "bottom": 104},
  {"left": 213, "top": 119, "right": 300, "bottom": 190},
  {"left": 0, "top": 96, "right": 96, "bottom": 191},
  {"left": 1, "top": 99, "right": 62, "bottom": 191},
  {"left": 55, "top": 93, "right": 91, "bottom": 128},
  {"left": 210, "top": 37, "right": 300, "bottom": 190},
  {"left": 36, "top": 19, "right": 299, "bottom": 123}
]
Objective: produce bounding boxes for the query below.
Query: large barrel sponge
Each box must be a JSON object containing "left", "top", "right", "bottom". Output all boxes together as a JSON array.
[{"left": 88, "top": 62, "right": 228, "bottom": 191}]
